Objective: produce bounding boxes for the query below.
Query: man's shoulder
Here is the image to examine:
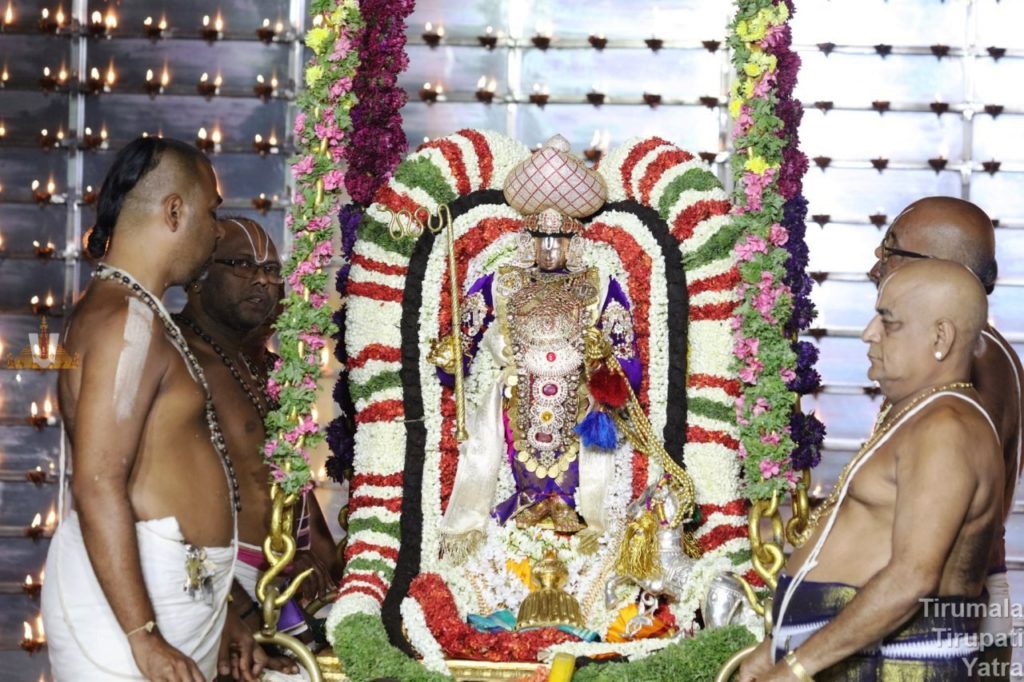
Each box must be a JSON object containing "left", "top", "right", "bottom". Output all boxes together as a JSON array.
[
  {"left": 977, "top": 326, "right": 1024, "bottom": 384},
  {"left": 67, "top": 288, "right": 166, "bottom": 352},
  {"left": 903, "top": 395, "right": 998, "bottom": 455}
]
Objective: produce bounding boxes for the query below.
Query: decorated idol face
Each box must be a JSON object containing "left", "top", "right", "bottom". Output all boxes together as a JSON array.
[{"left": 534, "top": 234, "right": 570, "bottom": 271}]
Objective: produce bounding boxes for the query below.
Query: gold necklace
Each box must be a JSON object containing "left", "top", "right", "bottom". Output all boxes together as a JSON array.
[{"left": 792, "top": 380, "right": 973, "bottom": 547}]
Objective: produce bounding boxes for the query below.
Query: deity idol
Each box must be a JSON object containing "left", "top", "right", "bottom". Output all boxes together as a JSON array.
[{"left": 430, "top": 136, "right": 642, "bottom": 554}]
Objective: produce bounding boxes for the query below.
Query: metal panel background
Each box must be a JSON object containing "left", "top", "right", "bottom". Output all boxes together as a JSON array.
[{"left": 1, "top": 0, "right": 1023, "bottom": 677}]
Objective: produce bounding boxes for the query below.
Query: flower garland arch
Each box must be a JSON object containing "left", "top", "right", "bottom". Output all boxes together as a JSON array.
[{"left": 326, "top": 129, "right": 758, "bottom": 674}]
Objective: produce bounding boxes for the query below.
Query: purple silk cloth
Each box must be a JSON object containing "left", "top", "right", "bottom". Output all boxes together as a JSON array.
[
  {"left": 491, "top": 412, "right": 582, "bottom": 524},
  {"left": 278, "top": 599, "right": 307, "bottom": 632}
]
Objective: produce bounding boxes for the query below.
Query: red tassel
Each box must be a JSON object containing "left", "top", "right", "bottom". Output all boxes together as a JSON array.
[{"left": 589, "top": 365, "right": 629, "bottom": 408}]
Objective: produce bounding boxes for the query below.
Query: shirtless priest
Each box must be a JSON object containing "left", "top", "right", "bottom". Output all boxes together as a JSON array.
[
  {"left": 175, "top": 217, "right": 341, "bottom": 655},
  {"left": 740, "top": 259, "right": 1003, "bottom": 681},
  {"left": 42, "top": 138, "right": 258, "bottom": 681}
]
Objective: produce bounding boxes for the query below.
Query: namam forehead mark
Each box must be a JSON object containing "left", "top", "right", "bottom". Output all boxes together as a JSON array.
[
  {"left": 224, "top": 218, "right": 270, "bottom": 263},
  {"left": 875, "top": 270, "right": 916, "bottom": 322},
  {"left": 112, "top": 297, "right": 154, "bottom": 422},
  {"left": 884, "top": 205, "right": 917, "bottom": 244}
]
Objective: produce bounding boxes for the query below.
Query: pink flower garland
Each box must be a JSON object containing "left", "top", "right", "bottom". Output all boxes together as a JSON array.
[{"left": 261, "top": 1, "right": 363, "bottom": 495}]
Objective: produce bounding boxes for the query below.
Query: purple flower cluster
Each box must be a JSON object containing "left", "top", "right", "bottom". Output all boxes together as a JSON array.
[
  {"left": 344, "top": 0, "right": 415, "bottom": 206},
  {"left": 789, "top": 410, "right": 825, "bottom": 470},
  {"left": 764, "top": 0, "right": 826, "bottom": 472},
  {"left": 326, "top": 199, "right": 369, "bottom": 478}
]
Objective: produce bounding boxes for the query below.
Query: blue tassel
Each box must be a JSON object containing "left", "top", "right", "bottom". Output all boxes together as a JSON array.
[{"left": 574, "top": 410, "right": 618, "bottom": 450}]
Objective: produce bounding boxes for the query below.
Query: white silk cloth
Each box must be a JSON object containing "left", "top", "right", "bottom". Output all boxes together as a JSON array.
[
  {"left": 439, "top": 279, "right": 617, "bottom": 543},
  {"left": 42, "top": 511, "right": 234, "bottom": 680}
]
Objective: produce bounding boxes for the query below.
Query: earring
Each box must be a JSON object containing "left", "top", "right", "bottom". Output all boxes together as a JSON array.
[
  {"left": 934, "top": 351, "right": 943, "bottom": 360},
  {"left": 516, "top": 231, "right": 534, "bottom": 265},
  {"left": 565, "top": 235, "right": 584, "bottom": 270}
]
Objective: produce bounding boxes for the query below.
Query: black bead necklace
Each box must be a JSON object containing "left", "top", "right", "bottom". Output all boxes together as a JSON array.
[
  {"left": 173, "top": 314, "right": 269, "bottom": 420},
  {"left": 92, "top": 264, "right": 242, "bottom": 513}
]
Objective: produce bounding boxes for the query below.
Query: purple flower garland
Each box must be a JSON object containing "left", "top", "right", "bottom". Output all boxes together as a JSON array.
[
  {"left": 327, "top": 0, "right": 415, "bottom": 480},
  {"left": 344, "top": 0, "right": 415, "bottom": 205},
  {"left": 762, "top": 1, "right": 824, "bottom": 472}
]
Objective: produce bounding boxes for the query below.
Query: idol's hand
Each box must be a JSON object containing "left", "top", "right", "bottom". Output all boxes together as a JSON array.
[
  {"left": 583, "top": 326, "right": 613, "bottom": 361},
  {"left": 129, "top": 630, "right": 205, "bottom": 682},
  {"left": 427, "top": 334, "right": 459, "bottom": 373}
]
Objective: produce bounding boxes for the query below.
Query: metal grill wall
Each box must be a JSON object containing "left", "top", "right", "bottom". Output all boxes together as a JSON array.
[{"left": 0, "top": 1, "right": 306, "bottom": 678}]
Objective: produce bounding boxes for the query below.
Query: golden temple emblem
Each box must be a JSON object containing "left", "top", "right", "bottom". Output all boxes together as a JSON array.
[
  {"left": 515, "top": 550, "right": 584, "bottom": 629},
  {"left": 6, "top": 317, "right": 79, "bottom": 370}
]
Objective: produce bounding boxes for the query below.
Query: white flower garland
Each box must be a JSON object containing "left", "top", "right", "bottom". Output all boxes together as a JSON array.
[
  {"left": 400, "top": 597, "right": 451, "bottom": 675},
  {"left": 539, "top": 636, "right": 678, "bottom": 664}
]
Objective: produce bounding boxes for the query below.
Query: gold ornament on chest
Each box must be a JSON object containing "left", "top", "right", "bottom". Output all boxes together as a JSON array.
[{"left": 499, "top": 266, "right": 598, "bottom": 481}]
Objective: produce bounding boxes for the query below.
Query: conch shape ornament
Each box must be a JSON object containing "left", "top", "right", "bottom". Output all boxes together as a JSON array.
[{"left": 701, "top": 573, "right": 758, "bottom": 629}]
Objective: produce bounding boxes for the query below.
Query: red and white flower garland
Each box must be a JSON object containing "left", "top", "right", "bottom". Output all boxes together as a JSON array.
[{"left": 328, "top": 130, "right": 754, "bottom": 655}]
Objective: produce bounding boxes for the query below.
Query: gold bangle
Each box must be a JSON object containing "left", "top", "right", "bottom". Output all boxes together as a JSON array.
[
  {"left": 125, "top": 620, "right": 157, "bottom": 639},
  {"left": 784, "top": 652, "right": 814, "bottom": 682}
]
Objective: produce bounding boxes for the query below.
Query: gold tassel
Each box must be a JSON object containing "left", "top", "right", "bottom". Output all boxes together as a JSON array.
[
  {"left": 439, "top": 530, "right": 483, "bottom": 565},
  {"left": 683, "top": 529, "right": 702, "bottom": 559},
  {"left": 615, "top": 510, "right": 660, "bottom": 580}
]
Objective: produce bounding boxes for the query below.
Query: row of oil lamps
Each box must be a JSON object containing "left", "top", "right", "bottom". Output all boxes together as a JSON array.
[
  {"left": 1, "top": 122, "right": 280, "bottom": 155},
  {"left": 419, "top": 22, "right": 676, "bottom": 52},
  {"left": 12, "top": 63, "right": 283, "bottom": 100},
  {"left": 420, "top": 79, "right": 663, "bottom": 108},
  {"left": 0, "top": 181, "right": 280, "bottom": 216},
  {"left": 2, "top": 4, "right": 287, "bottom": 44}
]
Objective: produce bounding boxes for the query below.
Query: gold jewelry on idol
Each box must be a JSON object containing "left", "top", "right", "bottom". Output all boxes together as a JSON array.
[{"left": 791, "top": 381, "right": 972, "bottom": 547}]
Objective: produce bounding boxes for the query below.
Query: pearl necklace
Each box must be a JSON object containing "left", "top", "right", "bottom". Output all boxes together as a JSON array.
[
  {"left": 792, "top": 380, "right": 973, "bottom": 547},
  {"left": 173, "top": 314, "right": 269, "bottom": 420},
  {"left": 92, "top": 264, "right": 242, "bottom": 513}
]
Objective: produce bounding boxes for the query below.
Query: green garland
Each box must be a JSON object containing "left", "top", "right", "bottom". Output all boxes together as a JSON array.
[
  {"left": 727, "top": 0, "right": 802, "bottom": 500},
  {"left": 572, "top": 626, "right": 755, "bottom": 682},
  {"left": 333, "top": 614, "right": 449, "bottom": 682},
  {"left": 263, "top": 0, "right": 362, "bottom": 494},
  {"left": 332, "top": 616, "right": 752, "bottom": 681}
]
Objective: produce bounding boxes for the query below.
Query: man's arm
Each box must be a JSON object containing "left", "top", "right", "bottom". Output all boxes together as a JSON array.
[
  {"left": 70, "top": 306, "right": 204, "bottom": 682},
  {"left": 292, "top": 493, "right": 342, "bottom": 601},
  {"left": 777, "top": 409, "right": 980, "bottom": 677},
  {"left": 307, "top": 492, "right": 343, "bottom": 582}
]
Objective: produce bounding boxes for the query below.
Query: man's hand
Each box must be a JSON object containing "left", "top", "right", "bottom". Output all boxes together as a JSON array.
[
  {"left": 129, "top": 632, "right": 205, "bottom": 682},
  {"left": 737, "top": 639, "right": 774, "bottom": 682},
  {"left": 291, "top": 549, "right": 334, "bottom": 602},
  {"left": 753, "top": 662, "right": 801, "bottom": 682},
  {"left": 217, "top": 608, "right": 267, "bottom": 681}
]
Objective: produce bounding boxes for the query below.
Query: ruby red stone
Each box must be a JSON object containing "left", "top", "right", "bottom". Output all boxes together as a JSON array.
[
  {"left": 546, "top": 352, "right": 556, "bottom": 361},
  {"left": 536, "top": 432, "right": 553, "bottom": 443},
  {"left": 542, "top": 383, "right": 558, "bottom": 396}
]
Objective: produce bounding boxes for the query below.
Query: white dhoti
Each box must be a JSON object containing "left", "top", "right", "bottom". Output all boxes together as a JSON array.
[
  {"left": 980, "top": 571, "right": 1013, "bottom": 639},
  {"left": 41, "top": 512, "right": 234, "bottom": 681}
]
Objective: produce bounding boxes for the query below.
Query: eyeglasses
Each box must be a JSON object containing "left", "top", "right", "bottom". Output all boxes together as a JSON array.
[
  {"left": 879, "top": 230, "right": 932, "bottom": 264},
  {"left": 213, "top": 258, "right": 284, "bottom": 284}
]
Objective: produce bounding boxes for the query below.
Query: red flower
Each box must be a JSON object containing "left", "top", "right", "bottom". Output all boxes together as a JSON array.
[
  {"left": 408, "top": 573, "right": 577, "bottom": 662},
  {"left": 589, "top": 365, "right": 629, "bottom": 408}
]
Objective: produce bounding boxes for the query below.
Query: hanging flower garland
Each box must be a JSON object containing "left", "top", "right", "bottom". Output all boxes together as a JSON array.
[
  {"left": 728, "top": 0, "right": 823, "bottom": 502},
  {"left": 263, "top": 0, "right": 362, "bottom": 495},
  {"left": 344, "top": 0, "right": 414, "bottom": 204},
  {"left": 325, "top": 0, "right": 416, "bottom": 481}
]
